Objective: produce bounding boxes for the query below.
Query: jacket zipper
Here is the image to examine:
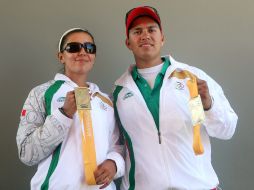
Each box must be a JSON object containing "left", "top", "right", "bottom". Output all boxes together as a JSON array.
[{"left": 158, "top": 131, "right": 161, "bottom": 144}]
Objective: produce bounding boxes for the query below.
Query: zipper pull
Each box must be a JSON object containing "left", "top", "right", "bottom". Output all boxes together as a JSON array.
[{"left": 158, "top": 131, "right": 161, "bottom": 144}]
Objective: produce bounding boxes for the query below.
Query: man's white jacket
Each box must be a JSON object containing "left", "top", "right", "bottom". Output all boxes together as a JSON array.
[{"left": 113, "top": 56, "right": 238, "bottom": 190}]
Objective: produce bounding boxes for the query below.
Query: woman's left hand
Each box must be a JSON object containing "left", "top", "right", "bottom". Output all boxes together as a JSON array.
[{"left": 94, "top": 159, "right": 117, "bottom": 189}]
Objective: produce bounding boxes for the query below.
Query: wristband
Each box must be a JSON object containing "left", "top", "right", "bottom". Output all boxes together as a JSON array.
[
  {"left": 59, "top": 107, "right": 70, "bottom": 118},
  {"left": 204, "top": 96, "right": 214, "bottom": 111}
]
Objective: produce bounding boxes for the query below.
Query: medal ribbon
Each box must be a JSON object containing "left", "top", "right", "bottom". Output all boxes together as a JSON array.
[
  {"left": 75, "top": 87, "right": 97, "bottom": 185},
  {"left": 187, "top": 76, "right": 204, "bottom": 155},
  {"left": 170, "top": 70, "right": 204, "bottom": 155},
  {"left": 79, "top": 109, "right": 97, "bottom": 185}
]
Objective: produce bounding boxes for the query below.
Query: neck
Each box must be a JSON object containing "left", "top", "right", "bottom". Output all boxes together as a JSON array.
[
  {"left": 65, "top": 73, "right": 88, "bottom": 87},
  {"left": 135, "top": 56, "right": 163, "bottom": 69},
  {"left": 76, "top": 78, "right": 88, "bottom": 87}
]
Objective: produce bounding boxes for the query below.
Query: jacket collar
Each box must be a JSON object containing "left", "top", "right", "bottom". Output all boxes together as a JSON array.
[
  {"left": 54, "top": 73, "right": 100, "bottom": 96},
  {"left": 115, "top": 55, "right": 188, "bottom": 89}
]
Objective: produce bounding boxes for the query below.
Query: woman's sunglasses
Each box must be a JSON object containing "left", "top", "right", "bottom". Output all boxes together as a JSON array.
[{"left": 62, "top": 42, "right": 96, "bottom": 54}]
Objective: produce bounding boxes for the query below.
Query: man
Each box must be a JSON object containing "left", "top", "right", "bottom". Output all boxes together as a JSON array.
[{"left": 113, "top": 6, "right": 238, "bottom": 190}]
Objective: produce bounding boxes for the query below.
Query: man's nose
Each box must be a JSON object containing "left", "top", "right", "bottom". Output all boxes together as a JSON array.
[{"left": 141, "top": 30, "right": 150, "bottom": 40}]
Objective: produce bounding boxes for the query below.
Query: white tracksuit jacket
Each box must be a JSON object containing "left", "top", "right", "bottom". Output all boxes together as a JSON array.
[
  {"left": 17, "top": 73, "right": 124, "bottom": 190},
  {"left": 113, "top": 56, "right": 238, "bottom": 190}
]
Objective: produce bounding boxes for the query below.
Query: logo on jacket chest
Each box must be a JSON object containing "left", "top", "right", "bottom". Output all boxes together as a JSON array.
[
  {"left": 100, "top": 102, "right": 108, "bottom": 111},
  {"left": 175, "top": 81, "right": 185, "bottom": 90},
  {"left": 123, "top": 91, "right": 134, "bottom": 100},
  {"left": 57, "top": 96, "right": 66, "bottom": 102}
]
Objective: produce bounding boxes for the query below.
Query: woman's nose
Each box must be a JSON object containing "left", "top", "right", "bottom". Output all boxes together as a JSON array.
[{"left": 78, "top": 46, "right": 86, "bottom": 55}]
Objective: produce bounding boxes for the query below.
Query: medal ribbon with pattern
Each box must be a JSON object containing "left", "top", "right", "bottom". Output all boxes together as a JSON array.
[
  {"left": 75, "top": 87, "right": 97, "bottom": 184},
  {"left": 170, "top": 70, "right": 205, "bottom": 155}
]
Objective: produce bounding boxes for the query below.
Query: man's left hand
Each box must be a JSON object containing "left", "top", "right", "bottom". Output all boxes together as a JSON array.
[{"left": 197, "top": 78, "right": 212, "bottom": 110}]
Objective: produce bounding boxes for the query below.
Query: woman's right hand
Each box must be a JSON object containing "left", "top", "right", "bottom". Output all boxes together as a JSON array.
[{"left": 62, "top": 91, "right": 77, "bottom": 118}]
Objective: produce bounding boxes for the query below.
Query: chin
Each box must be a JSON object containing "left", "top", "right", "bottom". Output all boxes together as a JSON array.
[
  {"left": 141, "top": 53, "right": 154, "bottom": 58},
  {"left": 82, "top": 67, "right": 93, "bottom": 73}
]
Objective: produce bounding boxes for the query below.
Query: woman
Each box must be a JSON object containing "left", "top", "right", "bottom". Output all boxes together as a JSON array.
[{"left": 16, "top": 28, "right": 124, "bottom": 190}]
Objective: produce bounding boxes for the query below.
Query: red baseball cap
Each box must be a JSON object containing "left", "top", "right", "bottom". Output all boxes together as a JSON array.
[{"left": 125, "top": 6, "right": 162, "bottom": 37}]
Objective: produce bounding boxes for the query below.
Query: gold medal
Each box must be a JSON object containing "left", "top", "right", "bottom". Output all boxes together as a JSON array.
[
  {"left": 74, "top": 87, "right": 91, "bottom": 110},
  {"left": 188, "top": 95, "right": 205, "bottom": 126}
]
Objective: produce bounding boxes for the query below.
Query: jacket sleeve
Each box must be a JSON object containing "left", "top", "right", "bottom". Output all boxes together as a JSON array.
[
  {"left": 106, "top": 116, "right": 125, "bottom": 179},
  {"left": 194, "top": 68, "right": 238, "bottom": 140},
  {"left": 16, "top": 86, "right": 72, "bottom": 166}
]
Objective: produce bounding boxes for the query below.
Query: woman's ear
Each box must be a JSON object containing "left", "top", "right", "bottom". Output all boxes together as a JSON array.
[{"left": 57, "top": 52, "right": 64, "bottom": 64}]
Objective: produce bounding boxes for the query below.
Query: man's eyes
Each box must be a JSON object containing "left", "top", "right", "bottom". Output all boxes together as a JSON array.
[
  {"left": 148, "top": 28, "right": 156, "bottom": 32},
  {"left": 134, "top": 30, "right": 141, "bottom": 34},
  {"left": 132, "top": 27, "right": 158, "bottom": 35}
]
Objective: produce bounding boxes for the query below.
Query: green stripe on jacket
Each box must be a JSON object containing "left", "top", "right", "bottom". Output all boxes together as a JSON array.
[
  {"left": 113, "top": 85, "right": 135, "bottom": 190},
  {"left": 41, "top": 80, "right": 64, "bottom": 190}
]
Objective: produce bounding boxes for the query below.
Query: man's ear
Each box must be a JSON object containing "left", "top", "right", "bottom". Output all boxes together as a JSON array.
[
  {"left": 125, "top": 38, "right": 131, "bottom": 50},
  {"left": 161, "top": 33, "right": 165, "bottom": 46}
]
